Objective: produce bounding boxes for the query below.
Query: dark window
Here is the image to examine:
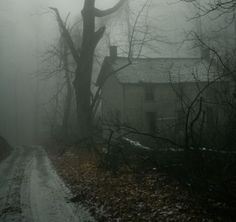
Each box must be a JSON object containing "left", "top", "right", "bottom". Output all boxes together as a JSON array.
[
  {"left": 146, "top": 112, "right": 156, "bottom": 134},
  {"left": 115, "top": 110, "right": 121, "bottom": 123},
  {"left": 176, "top": 109, "right": 185, "bottom": 132},
  {"left": 206, "top": 106, "right": 215, "bottom": 126},
  {"left": 145, "top": 85, "right": 155, "bottom": 101}
]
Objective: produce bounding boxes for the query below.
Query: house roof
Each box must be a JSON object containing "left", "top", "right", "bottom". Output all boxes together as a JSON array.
[{"left": 97, "top": 56, "right": 221, "bottom": 86}]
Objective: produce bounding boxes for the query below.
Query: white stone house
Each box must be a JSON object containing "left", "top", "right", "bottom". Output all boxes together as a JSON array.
[{"left": 97, "top": 48, "right": 230, "bottom": 143}]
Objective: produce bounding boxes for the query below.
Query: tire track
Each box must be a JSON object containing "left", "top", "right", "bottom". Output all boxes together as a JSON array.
[
  {"left": 0, "top": 146, "right": 95, "bottom": 222},
  {"left": 0, "top": 146, "right": 33, "bottom": 222}
]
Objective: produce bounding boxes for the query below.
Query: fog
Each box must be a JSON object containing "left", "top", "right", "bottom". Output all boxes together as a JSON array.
[
  {"left": 0, "top": 0, "right": 81, "bottom": 144},
  {"left": 1, "top": 1, "right": 236, "bottom": 221},
  {"left": 0, "top": 0, "right": 234, "bottom": 145}
]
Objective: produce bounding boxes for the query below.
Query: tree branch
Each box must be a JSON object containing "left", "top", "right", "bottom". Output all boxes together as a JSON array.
[
  {"left": 94, "top": 0, "right": 127, "bottom": 17},
  {"left": 50, "top": 7, "right": 80, "bottom": 62},
  {"left": 91, "top": 60, "right": 132, "bottom": 116},
  {"left": 93, "top": 26, "right": 106, "bottom": 47}
]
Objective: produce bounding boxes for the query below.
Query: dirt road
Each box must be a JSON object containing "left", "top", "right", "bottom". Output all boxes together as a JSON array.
[{"left": 0, "top": 146, "right": 94, "bottom": 222}]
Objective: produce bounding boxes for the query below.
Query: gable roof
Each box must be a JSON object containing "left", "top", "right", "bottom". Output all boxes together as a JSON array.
[{"left": 97, "top": 56, "right": 220, "bottom": 86}]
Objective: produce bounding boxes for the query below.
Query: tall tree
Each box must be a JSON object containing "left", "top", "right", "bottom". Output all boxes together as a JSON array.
[
  {"left": 51, "top": 0, "right": 127, "bottom": 140},
  {"left": 61, "top": 42, "right": 73, "bottom": 137}
]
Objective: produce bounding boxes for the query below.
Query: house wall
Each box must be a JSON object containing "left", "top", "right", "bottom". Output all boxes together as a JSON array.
[
  {"left": 122, "top": 82, "right": 228, "bottom": 134},
  {"left": 101, "top": 75, "right": 124, "bottom": 125},
  {"left": 123, "top": 84, "right": 144, "bottom": 129},
  {"left": 121, "top": 83, "right": 181, "bottom": 138},
  {"left": 102, "top": 78, "right": 230, "bottom": 144}
]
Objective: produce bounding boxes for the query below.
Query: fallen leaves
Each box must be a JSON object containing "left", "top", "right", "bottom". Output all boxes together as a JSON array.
[{"left": 49, "top": 148, "right": 235, "bottom": 222}]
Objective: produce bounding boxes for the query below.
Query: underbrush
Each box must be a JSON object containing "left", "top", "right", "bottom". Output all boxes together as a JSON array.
[
  {"left": 0, "top": 136, "right": 11, "bottom": 161},
  {"left": 48, "top": 142, "right": 236, "bottom": 221}
]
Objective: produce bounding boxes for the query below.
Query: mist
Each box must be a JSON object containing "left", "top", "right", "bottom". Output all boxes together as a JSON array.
[
  {"left": 0, "top": 1, "right": 235, "bottom": 221},
  {"left": 0, "top": 0, "right": 200, "bottom": 145}
]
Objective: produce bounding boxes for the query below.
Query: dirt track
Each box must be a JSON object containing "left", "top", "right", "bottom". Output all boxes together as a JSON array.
[{"left": 0, "top": 146, "right": 94, "bottom": 222}]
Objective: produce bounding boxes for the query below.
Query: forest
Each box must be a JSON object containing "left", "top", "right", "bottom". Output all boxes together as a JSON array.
[{"left": 0, "top": 0, "right": 236, "bottom": 221}]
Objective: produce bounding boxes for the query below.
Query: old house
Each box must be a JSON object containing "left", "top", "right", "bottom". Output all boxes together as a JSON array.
[{"left": 97, "top": 47, "right": 230, "bottom": 145}]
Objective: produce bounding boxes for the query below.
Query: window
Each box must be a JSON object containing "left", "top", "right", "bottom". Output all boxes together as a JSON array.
[
  {"left": 146, "top": 112, "right": 156, "bottom": 134},
  {"left": 175, "top": 109, "right": 185, "bottom": 132},
  {"left": 206, "top": 106, "right": 216, "bottom": 127},
  {"left": 144, "top": 85, "right": 155, "bottom": 101}
]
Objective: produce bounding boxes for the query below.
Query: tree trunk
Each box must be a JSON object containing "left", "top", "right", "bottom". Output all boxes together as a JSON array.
[
  {"left": 62, "top": 44, "right": 73, "bottom": 137},
  {"left": 51, "top": 0, "right": 127, "bottom": 140},
  {"left": 62, "top": 73, "right": 73, "bottom": 136},
  {"left": 74, "top": 70, "right": 92, "bottom": 140},
  {"left": 74, "top": 0, "right": 96, "bottom": 140}
]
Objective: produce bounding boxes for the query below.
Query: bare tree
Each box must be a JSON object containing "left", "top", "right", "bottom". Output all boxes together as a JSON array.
[
  {"left": 187, "top": 0, "right": 236, "bottom": 17},
  {"left": 38, "top": 28, "right": 76, "bottom": 140},
  {"left": 60, "top": 41, "right": 73, "bottom": 137},
  {"left": 50, "top": 0, "right": 127, "bottom": 141}
]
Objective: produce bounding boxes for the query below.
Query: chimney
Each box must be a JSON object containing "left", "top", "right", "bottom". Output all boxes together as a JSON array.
[{"left": 109, "top": 46, "right": 117, "bottom": 59}]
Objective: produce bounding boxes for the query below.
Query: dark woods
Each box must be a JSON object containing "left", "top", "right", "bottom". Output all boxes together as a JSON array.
[
  {"left": 46, "top": 0, "right": 236, "bottom": 212},
  {"left": 1, "top": 0, "right": 234, "bottom": 221}
]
